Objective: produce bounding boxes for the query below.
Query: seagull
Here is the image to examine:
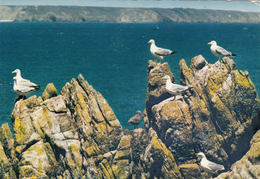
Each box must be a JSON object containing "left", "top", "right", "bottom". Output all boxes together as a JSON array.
[
  {"left": 12, "top": 69, "right": 40, "bottom": 101},
  {"left": 208, "top": 40, "right": 236, "bottom": 61},
  {"left": 161, "top": 75, "right": 191, "bottom": 100},
  {"left": 196, "top": 152, "right": 225, "bottom": 173},
  {"left": 128, "top": 110, "right": 143, "bottom": 129},
  {"left": 148, "top": 39, "right": 176, "bottom": 63}
]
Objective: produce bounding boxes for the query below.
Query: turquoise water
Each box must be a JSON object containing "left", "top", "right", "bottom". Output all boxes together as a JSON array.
[{"left": 0, "top": 22, "right": 259, "bottom": 131}]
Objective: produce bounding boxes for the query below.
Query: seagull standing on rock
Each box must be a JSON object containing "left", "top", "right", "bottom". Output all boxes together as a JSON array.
[
  {"left": 148, "top": 39, "right": 176, "bottom": 63},
  {"left": 12, "top": 69, "right": 40, "bottom": 101},
  {"left": 128, "top": 110, "right": 143, "bottom": 129},
  {"left": 208, "top": 40, "right": 236, "bottom": 61},
  {"left": 161, "top": 75, "right": 191, "bottom": 101},
  {"left": 196, "top": 152, "right": 225, "bottom": 173}
]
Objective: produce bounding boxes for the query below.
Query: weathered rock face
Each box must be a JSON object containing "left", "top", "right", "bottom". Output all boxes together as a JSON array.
[
  {"left": 215, "top": 129, "right": 260, "bottom": 179},
  {"left": 0, "top": 74, "right": 183, "bottom": 179},
  {"left": 3, "top": 74, "right": 124, "bottom": 178},
  {"left": 0, "top": 55, "right": 259, "bottom": 179},
  {"left": 145, "top": 56, "right": 260, "bottom": 170}
]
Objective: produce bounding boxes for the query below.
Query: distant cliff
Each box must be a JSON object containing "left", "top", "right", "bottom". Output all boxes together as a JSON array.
[{"left": 0, "top": 6, "right": 260, "bottom": 23}]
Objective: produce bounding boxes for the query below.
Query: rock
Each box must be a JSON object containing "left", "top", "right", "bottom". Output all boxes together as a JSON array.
[
  {"left": 1, "top": 55, "right": 259, "bottom": 178},
  {"left": 145, "top": 60, "right": 174, "bottom": 120},
  {"left": 215, "top": 129, "right": 260, "bottom": 179},
  {"left": 179, "top": 164, "right": 204, "bottom": 179},
  {"left": 190, "top": 55, "right": 208, "bottom": 70},
  {"left": 0, "top": 123, "right": 17, "bottom": 179},
  {"left": 142, "top": 136, "right": 182, "bottom": 178},
  {"left": 3, "top": 74, "right": 124, "bottom": 178},
  {"left": 42, "top": 83, "right": 58, "bottom": 101},
  {"left": 146, "top": 55, "right": 259, "bottom": 169}
]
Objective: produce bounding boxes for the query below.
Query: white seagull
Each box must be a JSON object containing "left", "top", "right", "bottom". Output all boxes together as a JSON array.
[
  {"left": 12, "top": 69, "right": 40, "bottom": 101},
  {"left": 208, "top": 40, "right": 236, "bottom": 61},
  {"left": 161, "top": 75, "right": 190, "bottom": 100},
  {"left": 196, "top": 152, "right": 225, "bottom": 173},
  {"left": 148, "top": 39, "right": 176, "bottom": 63}
]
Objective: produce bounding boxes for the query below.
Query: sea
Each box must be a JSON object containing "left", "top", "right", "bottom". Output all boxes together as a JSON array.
[{"left": 0, "top": 22, "right": 259, "bottom": 132}]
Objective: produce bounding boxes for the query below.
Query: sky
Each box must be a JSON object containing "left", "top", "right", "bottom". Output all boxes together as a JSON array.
[{"left": 0, "top": 0, "right": 260, "bottom": 12}]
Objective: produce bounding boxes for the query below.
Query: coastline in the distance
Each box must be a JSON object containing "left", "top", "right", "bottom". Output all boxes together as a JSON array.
[{"left": 1, "top": 6, "right": 260, "bottom": 23}]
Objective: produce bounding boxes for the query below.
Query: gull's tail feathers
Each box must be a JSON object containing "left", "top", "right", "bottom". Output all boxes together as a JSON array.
[
  {"left": 170, "top": 51, "right": 177, "bottom": 55},
  {"left": 31, "top": 85, "right": 41, "bottom": 91}
]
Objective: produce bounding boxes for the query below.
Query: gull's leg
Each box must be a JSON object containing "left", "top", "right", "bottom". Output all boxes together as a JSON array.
[
  {"left": 218, "top": 57, "right": 220, "bottom": 61},
  {"left": 170, "top": 96, "right": 176, "bottom": 101}
]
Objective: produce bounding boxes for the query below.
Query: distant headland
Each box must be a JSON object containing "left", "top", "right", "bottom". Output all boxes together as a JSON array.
[{"left": 0, "top": 6, "right": 260, "bottom": 23}]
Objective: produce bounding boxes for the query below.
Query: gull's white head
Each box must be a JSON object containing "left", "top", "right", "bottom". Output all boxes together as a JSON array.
[
  {"left": 208, "top": 41, "right": 217, "bottom": 45},
  {"left": 12, "top": 69, "right": 21, "bottom": 75},
  {"left": 148, "top": 39, "right": 155, "bottom": 44},
  {"left": 196, "top": 152, "right": 206, "bottom": 160},
  {"left": 161, "top": 75, "right": 171, "bottom": 80}
]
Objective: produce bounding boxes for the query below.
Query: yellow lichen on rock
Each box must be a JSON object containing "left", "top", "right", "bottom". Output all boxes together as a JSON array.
[
  {"left": 99, "top": 159, "right": 115, "bottom": 179},
  {"left": 96, "top": 92, "right": 117, "bottom": 122},
  {"left": 42, "top": 83, "right": 57, "bottom": 101},
  {"left": 13, "top": 119, "right": 28, "bottom": 145},
  {"left": 144, "top": 137, "right": 182, "bottom": 179},
  {"left": 112, "top": 159, "right": 130, "bottom": 179},
  {"left": 179, "top": 164, "right": 202, "bottom": 179}
]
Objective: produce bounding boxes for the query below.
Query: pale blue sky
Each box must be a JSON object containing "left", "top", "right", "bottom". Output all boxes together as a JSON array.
[{"left": 1, "top": 0, "right": 260, "bottom": 12}]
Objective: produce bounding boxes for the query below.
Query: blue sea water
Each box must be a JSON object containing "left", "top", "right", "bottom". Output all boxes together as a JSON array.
[{"left": 0, "top": 22, "right": 259, "bottom": 132}]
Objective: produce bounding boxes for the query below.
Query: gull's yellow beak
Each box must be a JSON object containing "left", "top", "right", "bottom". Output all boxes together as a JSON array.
[
  {"left": 12, "top": 71, "right": 15, "bottom": 73},
  {"left": 208, "top": 42, "right": 211, "bottom": 45},
  {"left": 148, "top": 41, "right": 150, "bottom": 44}
]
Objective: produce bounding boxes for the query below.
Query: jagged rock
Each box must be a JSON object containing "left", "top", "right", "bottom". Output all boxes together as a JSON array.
[
  {"left": 0, "top": 55, "right": 259, "bottom": 179},
  {"left": 0, "top": 123, "right": 17, "bottom": 179},
  {"left": 146, "top": 55, "right": 259, "bottom": 170},
  {"left": 141, "top": 135, "right": 182, "bottom": 178},
  {"left": 3, "top": 74, "right": 124, "bottom": 178},
  {"left": 215, "top": 129, "right": 260, "bottom": 179},
  {"left": 145, "top": 60, "right": 174, "bottom": 120},
  {"left": 42, "top": 83, "right": 58, "bottom": 101}
]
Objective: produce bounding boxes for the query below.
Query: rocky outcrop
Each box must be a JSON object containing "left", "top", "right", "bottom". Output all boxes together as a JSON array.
[
  {"left": 1, "top": 6, "right": 260, "bottom": 23},
  {"left": 0, "top": 74, "right": 183, "bottom": 178},
  {"left": 3, "top": 74, "right": 124, "bottom": 178},
  {"left": 0, "top": 55, "right": 259, "bottom": 178},
  {"left": 215, "top": 129, "right": 260, "bottom": 179},
  {"left": 145, "top": 56, "right": 259, "bottom": 176}
]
